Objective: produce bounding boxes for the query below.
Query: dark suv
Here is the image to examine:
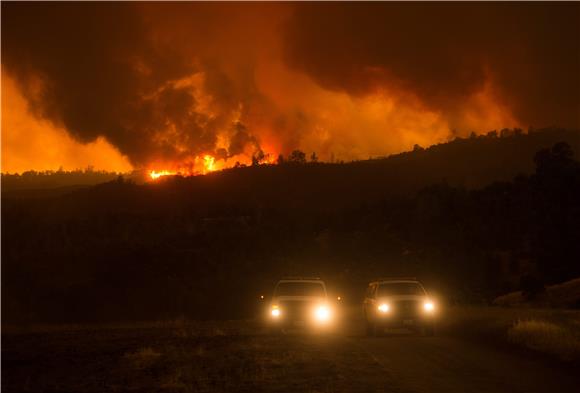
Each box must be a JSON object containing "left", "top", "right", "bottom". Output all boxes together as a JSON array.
[{"left": 363, "top": 278, "right": 436, "bottom": 336}]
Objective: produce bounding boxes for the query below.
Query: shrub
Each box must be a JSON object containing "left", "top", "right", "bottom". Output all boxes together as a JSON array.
[{"left": 508, "top": 319, "right": 580, "bottom": 360}]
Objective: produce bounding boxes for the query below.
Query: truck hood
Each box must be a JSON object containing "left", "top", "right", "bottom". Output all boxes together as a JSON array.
[
  {"left": 377, "top": 295, "right": 429, "bottom": 302},
  {"left": 272, "top": 296, "right": 326, "bottom": 303}
]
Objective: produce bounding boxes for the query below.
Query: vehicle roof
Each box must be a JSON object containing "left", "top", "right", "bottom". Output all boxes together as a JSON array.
[
  {"left": 277, "top": 278, "right": 325, "bottom": 284},
  {"left": 369, "top": 278, "right": 421, "bottom": 285}
]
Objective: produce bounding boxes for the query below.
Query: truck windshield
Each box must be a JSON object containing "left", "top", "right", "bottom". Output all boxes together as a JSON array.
[
  {"left": 377, "top": 282, "right": 425, "bottom": 296},
  {"left": 274, "top": 282, "right": 326, "bottom": 297}
]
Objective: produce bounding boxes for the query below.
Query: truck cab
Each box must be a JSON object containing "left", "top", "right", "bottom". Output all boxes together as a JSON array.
[
  {"left": 363, "top": 278, "right": 436, "bottom": 336},
  {"left": 268, "top": 277, "right": 333, "bottom": 332}
]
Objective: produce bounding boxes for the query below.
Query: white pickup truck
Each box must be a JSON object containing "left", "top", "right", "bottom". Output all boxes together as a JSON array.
[
  {"left": 267, "top": 277, "right": 334, "bottom": 333},
  {"left": 363, "top": 278, "right": 436, "bottom": 336}
]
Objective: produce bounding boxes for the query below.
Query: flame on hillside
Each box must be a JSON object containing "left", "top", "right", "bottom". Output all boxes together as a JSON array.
[
  {"left": 149, "top": 170, "right": 177, "bottom": 180},
  {"left": 148, "top": 151, "right": 265, "bottom": 180},
  {"left": 203, "top": 155, "right": 216, "bottom": 172}
]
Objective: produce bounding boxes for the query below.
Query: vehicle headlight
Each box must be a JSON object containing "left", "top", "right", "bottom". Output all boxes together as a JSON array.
[
  {"left": 271, "top": 306, "right": 281, "bottom": 318},
  {"left": 378, "top": 303, "right": 390, "bottom": 313},
  {"left": 423, "top": 302, "right": 435, "bottom": 312},
  {"left": 314, "top": 305, "right": 331, "bottom": 322}
]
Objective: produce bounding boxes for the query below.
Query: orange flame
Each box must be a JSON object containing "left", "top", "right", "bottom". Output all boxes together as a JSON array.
[
  {"left": 149, "top": 170, "right": 177, "bottom": 180},
  {"left": 203, "top": 155, "right": 216, "bottom": 173},
  {"left": 148, "top": 154, "right": 222, "bottom": 181}
]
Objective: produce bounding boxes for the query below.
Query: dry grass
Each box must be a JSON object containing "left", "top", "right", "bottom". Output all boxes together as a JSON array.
[
  {"left": 548, "top": 278, "right": 580, "bottom": 307},
  {"left": 508, "top": 320, "right": 580, "bottom": 361},
  {"left": 123, "top": 347, "right": 162, "bottom": 369},
  {"left": 440, "top": 306, "right": 580, "bottom": 363},
  {"left": 493, "top": 276, "right": 580, "bottom": 308},
  {"left": 2, "top": 323, "right": 380, "bottom": 392},
  {"left": 493, "top": 291, "right": 525, "bottom": 307}
]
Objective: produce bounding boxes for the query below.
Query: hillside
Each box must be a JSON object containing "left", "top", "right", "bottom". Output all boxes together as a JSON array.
[
  {"left": 144, "top": 128, "right": 579, "bottom": 211},
  {"left": 2, "top": 128, "right": 578, "bottom": 195},
  {"left": 2, "top": 128, "right": 579, "bottom": 324}
]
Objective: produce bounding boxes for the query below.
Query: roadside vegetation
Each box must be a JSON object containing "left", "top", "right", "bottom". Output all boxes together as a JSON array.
[
  {"left": 441, "top": 304, "right": 580, "bottom": 363},
  {"left": 479, "top": 276, "right": 580, "bottom": 362},
  {"left": 508, "top": 319, "right": 580, "bottom": 361},
  {"left": 494, "top": 277, "right": 580, "bottom": 308}
]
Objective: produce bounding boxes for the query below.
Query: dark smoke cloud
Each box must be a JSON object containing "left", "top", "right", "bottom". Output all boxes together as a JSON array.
[
  {"left": 283, "top": 3, "right": 580, "bottom": 129},
  {"left": 2, "top": 3, "right": 183, "bottom": 164},
  {"left": 229, "top": 122, "right": 258, "bottom": 157},
  {"left": 2, "top": 2, "right": 278, "bottom": 167},
  {"left": 2, "top": 2, "right": 579, "bottom": 170}
]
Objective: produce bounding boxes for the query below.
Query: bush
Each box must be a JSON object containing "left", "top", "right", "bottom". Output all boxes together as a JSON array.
[{"left": 508, "top": 319, "right": 580, "bottom": 360}]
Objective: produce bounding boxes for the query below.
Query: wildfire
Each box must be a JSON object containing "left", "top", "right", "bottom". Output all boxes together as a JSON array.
[
  {"left": 203, "top": 155, "right": 216, "bottom": 172},
  {"left": 149, "top": 170, "right": 177, "bottom": 180},
  {"left": 148, "top": 154, "right": 220, "bottom": 181}
]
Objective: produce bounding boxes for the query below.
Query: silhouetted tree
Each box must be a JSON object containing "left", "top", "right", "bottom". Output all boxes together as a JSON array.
[
  {"left": 252, "top": 149, "right": 265, "bottom": 166},
  {"left": 534, "top": 142, "right": 576, "bottom": 176},
  {"left": 288, "top": 150, "right": 306, "bottom": 164},
  {"left": 310, "top": 152, "right": 318, "bottom": 163},
  {"left": 500, "top": 128, "right": 512, "bottom": 138}
]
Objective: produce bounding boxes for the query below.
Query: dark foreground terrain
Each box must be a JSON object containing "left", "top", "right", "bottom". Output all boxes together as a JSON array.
[{"left": 3, "top": 309, "right": 579, "bottom": 393}]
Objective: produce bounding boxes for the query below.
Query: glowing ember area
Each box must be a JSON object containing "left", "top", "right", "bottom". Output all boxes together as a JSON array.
[
  {"left": 149, "top": 170, "right": 177, "bottom": 180},
  {"left": 1, "top": 75, "right": 133, "bottom": 173},
  {"left": 147, "top": 153, "right": 232, "bottom": 181},
  {"left": 203, "top": 155, "right": 216, "bottom": 173}
]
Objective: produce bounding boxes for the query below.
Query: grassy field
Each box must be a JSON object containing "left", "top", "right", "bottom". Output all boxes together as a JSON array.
[
  {"left": 3, "top": 307, "right": 579, "bottom": 392},
  {"left": 1, "top": 320, "right": 398, "bottom": 393}
]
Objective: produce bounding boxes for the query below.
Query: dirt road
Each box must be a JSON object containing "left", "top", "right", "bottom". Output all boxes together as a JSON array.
[
  {"left": 349, "top": 334, "right": 578, "bottom": 393},
  {"left": 2, "top": 321, "right": 578, "bottom": 392}
]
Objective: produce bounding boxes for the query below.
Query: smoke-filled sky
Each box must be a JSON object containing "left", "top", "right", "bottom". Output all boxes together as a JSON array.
[{"left": 2, "top": 2, "right": 579, "bottom": 173}]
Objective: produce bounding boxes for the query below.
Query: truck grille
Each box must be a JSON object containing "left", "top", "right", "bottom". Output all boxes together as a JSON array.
[
  {"left": 279, "top": 301, "right": 315, "bottom": 321},
  {"left": 393, "top": 300, "right": 421, "bottom": 316}
]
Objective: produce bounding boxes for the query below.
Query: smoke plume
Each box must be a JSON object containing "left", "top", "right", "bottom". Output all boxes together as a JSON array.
[{"left": 2, "top": 3, "right": 578, "bottom": 173}]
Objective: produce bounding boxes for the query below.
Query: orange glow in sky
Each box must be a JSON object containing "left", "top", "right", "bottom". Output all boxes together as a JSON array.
[
  {"left": 3, "top": 3, "right": 577, "bottom": 175},
  {"left": 2, "top": 65, "right": 519, "bottom": 176},
  {"left": 1, "top": 74, "right": 133, "bottom": 174}
]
